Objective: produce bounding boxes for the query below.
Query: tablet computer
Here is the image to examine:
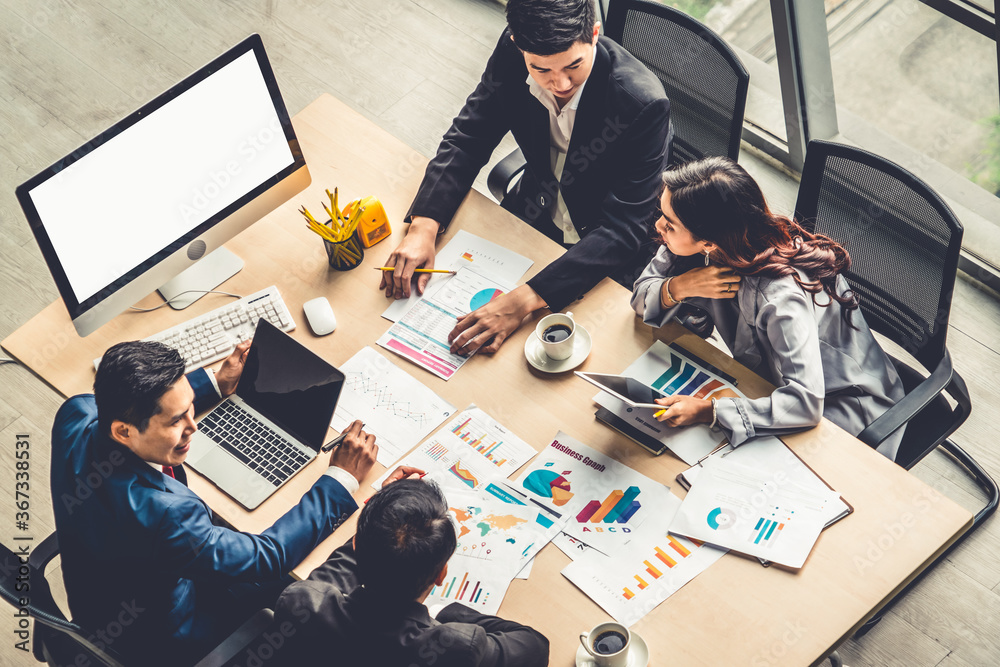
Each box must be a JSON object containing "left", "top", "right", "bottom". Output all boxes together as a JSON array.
[{"left": 575, "top": 372, "right": 666, "bottom": 410}]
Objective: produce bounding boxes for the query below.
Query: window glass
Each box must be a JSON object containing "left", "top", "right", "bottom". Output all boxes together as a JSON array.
[{"left": 827, "top": 0, "right": 1000, "bottom": 195}]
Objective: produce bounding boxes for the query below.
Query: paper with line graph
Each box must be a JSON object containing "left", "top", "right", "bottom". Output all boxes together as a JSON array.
[
  {"left": 331, "top": 347, "right": 456, "bottom": 467},
  {"left": 562, "top": 490, "right": 727, "bottom": 626},
  {"left": 371, "top": 405, "right": 536, "bottom": 491}
]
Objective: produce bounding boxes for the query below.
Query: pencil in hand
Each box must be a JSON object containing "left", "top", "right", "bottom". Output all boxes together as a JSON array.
[{"left": 374, "top": 267, "right": 456, "bottom": 274}]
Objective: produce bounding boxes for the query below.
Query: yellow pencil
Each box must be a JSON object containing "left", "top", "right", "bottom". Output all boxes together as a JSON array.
[
  {"left": 374, "top": 267, "right": 457, "bottom": 274},
  {"left": 654, "top": 409, "right": 667, "bottom": 418}
]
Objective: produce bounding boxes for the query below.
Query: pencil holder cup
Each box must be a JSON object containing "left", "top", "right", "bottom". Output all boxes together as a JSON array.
[{"left": 324, "top": 227, "right": 365, "bottom": 271}]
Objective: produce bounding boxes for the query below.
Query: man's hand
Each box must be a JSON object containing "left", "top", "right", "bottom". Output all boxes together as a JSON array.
[
  {"left": 380, "top": 216, "right": 440, "bottom": 299},
  {"left": 653, "top": 396, "right": 713, "bottom": 427},
  {"left": 330, "top": 420, "right": 378, "bottom": 483},
  {"left": 215, "top": 340, "right": 252, "bottom": 397},
  {"left": 381, "top": 465, "right": 425, "bottom": 488},
  {"left": 448, "top": 284, "right": 547, "bottom": 355},
  {"left": 667, "top": 266, "right": 741, "bottom": 303}
]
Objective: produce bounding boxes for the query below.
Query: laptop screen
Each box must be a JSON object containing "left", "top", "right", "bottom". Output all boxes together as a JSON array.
[{"left": 237, "top": 319, "right": 344, "bottom": 450}]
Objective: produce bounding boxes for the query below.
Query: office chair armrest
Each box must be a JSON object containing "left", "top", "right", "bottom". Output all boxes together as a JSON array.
[
  {"left": 28, "top": 533, "right": 60, "bottom": 571},
  {"left": 487, "top": 147, "right": 526, "bottom": 203},
  {"left": 856, "top": 350, "right": 954, "bottom": 449},
  {"left": 193, "top": 609, "right": 275, "bottom": 667}
]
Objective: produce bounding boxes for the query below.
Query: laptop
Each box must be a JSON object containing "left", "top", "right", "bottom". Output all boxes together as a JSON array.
[{"left": 185, "top": 318, "right": 345, "bottom": 510}]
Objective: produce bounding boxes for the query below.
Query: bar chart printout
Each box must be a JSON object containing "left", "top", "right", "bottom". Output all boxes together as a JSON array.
[
  {"left": 562, "top": 493, "right": 728, "bottom": 626},
  {"left": 369, "top": 405, "right": 536, "bottom": 491},
  {"left": 425, "top": 560, "right": 506, "bottom": 615}
]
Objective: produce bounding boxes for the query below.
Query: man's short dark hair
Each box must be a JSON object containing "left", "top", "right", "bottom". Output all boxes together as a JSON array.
[
  {"left": 355, "top": 480, "right": 457, "bottom": 600},
  {"left": 507, "top": 0, "right": 597, "bottom": 56},
  {"left": 94, "top": 341, "right": 186, "bottom": 437}
]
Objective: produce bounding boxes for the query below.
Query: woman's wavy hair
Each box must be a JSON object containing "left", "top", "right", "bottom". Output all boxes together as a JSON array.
[{"left": 662, "top": 156, "right": 859, "bottom": 323}]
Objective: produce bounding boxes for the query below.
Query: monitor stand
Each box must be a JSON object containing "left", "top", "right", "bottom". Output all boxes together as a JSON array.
[{"left": 157, "top": 247, "right": 244, "bottom": 309}]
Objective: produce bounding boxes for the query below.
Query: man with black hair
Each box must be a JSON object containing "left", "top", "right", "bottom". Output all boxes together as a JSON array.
[
  {"left": 50, "top": 340, "right": 378, "bottom": 664},
  {"left": 380, "top": 0, "right": 671, "bottom": 355},
  {"left": 272, "top": 478, "right": 549, "bottom": 666}
]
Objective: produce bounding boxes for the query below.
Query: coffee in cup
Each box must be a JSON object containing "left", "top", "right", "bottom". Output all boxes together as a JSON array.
[
  {"left": 535, "top": 312, "right": 576, "bottom": 361},
  {"left": 579, "top": 621, "right": 631, "bottom": 667}
]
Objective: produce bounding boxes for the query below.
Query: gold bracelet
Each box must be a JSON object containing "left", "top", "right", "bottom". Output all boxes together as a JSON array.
[{"left": 663, "top": 276, "right": 683, "bottom": 306}]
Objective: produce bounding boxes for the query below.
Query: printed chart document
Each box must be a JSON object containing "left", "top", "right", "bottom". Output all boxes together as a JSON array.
[
  {"left": 669, "top": 457, "right": 841, "bottom": 568},
  {"left": 512, "top": 432, "right": 673, "bottom": 556},
  {"left": 378, "top": 267, "right": 512, "bottom": 380},
  {"left": 371, "top": 405, "right": 537, "bottom": 491},
  {"left": 563, "top": 491, "right": 727, "bottom": 626},
  {"left": 382, "top": 230, "right": 534, "bottom": 322},
  {"left": 444, "top": 487, "right": 552, "bottom": 577},
  {"left": 330, "top": 347, "right": 456, "bottom": 467},
  {"left": 677, "top": 435, "right": 852, "bottom": 528},
  {"left": 593, "top": 341, "right": 743, "bottom": 465},
  {"left": 423, "top": 484, "right": 559, "bottom": 615}
]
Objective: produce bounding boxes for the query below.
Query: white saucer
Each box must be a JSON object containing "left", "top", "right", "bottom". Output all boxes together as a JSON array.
[
  {"left": 575, "top": 630, "right": 649, "bottom": 667},
  {"left": 524, "top": 324, "right": 592, "bottom": 373}
]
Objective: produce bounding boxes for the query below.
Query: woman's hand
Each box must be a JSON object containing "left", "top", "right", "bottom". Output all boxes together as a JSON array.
[
  {"left": 669, "top": 266, "right": 741, "bottom": 301},
  {"left": 653, "top": 395, "right": 713, "bottom": 427}
]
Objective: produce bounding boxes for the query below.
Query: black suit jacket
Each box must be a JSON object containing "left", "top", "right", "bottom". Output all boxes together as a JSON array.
[
  {"left": 407, "top": 30, "right": 672, "bottom": 312},
  {"left": 271, "top": 542, "right": 549, "bottom": 666}
]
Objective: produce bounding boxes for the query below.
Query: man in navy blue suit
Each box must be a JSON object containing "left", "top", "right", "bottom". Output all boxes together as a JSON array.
[{"left": 51, "top": 340, "right": 377, "bottom": 665}]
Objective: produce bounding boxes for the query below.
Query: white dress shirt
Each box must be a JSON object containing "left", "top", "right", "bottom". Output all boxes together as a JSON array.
[{"left": 526, "top": 51, "right": 595, "bottom": 245}]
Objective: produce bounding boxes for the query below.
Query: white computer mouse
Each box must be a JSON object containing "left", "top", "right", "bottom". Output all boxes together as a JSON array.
[{"left": 303, "top": 297, "right": 337, "bottom": 335}]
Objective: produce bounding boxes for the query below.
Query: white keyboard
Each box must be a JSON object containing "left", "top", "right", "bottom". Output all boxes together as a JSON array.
[{"left": 94, "top": 286, "right": 296, "bottom": 374}]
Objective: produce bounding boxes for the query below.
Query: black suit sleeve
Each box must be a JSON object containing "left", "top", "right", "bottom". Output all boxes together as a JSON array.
[
  {"left": 436, "top": 602, "right": 549, "bottom": 667},
  {"left": 406, "top": 33, "right": 513, "bottom": 230},
  {"left": 526, "top": 98, "right": 671, "bottom": 312},
  {"left": 301, "top": 539, "right": 362, "bottom": 592}
]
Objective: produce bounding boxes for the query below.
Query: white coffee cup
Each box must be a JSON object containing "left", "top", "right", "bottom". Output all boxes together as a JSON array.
[
  {"left": 535, "top": 312, "right": 576, "bottom": 361},
  {"left": 579, "top": 622, "right": 631, "bottom": 667}
]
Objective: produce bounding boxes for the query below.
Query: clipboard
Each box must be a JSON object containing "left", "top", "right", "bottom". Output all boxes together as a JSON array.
[{"left": 676, "top": 436, "right": 854, "bottom": 528}]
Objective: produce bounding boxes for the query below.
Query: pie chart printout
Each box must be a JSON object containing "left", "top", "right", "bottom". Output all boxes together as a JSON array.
[{"left": 470, "top": 288, "right": 504, "bottom": 312}]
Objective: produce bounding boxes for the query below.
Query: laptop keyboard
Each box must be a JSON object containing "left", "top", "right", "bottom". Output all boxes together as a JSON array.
[{"left": 198, "top": 402, "right": 312, "bottom": 486}]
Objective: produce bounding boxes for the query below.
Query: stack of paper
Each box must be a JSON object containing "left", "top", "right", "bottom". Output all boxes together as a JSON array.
[
  {"left": 372, "top": 405, "right": 537, "bottom": 491},
  {"left": 669, "top": 456, "right": 842, "bottom": 568},
  {"left": 510, "top": 432, "right": 673, "bottom": 556}
]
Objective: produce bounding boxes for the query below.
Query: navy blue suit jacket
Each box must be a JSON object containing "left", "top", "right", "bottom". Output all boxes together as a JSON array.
[
  {"left": 407, "top": 31, "right": 672, "bottom": 311},
  {"left": 50, "top": 369, "right": 357, "bottom": 663}
]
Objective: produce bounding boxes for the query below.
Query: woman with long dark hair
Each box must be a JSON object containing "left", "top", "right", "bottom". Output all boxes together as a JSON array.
[{"left": 631, "top": 157, "right": 905, "bottom": 460}]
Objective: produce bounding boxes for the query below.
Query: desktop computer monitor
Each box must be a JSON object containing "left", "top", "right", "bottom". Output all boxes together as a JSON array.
[{"left": 15, "top": 34, "right": 309, "bottom": 337}]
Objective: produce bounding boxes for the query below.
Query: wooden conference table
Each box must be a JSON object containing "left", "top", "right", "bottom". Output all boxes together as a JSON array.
[{"left": 3, "top": 94, "right": 973, "bottom": 666}]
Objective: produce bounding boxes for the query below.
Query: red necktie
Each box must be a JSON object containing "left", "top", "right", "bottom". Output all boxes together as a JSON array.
[{"left": 162, "top": 465, "right": 176, "bottom": 479}]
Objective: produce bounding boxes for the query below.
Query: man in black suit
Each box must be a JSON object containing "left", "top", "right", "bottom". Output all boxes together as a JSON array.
[
  {"left": 271, "top": 478, "right": 549, "bottom": 666},
  {"left": 379, "top": 0, "right": 672, "bottom": 355}
]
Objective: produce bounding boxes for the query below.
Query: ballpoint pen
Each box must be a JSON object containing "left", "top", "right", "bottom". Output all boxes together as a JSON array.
[{"left": 321, "top": 422, "right": 366, "bottom": 452}]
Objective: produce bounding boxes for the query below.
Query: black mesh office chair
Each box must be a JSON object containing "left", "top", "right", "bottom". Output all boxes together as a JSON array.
[
  {"left": 794, "top": 139, "right": 998, "bottom": 636},
  {"left": 0, "top": 533, "right": 274, "bottom": 667}
]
